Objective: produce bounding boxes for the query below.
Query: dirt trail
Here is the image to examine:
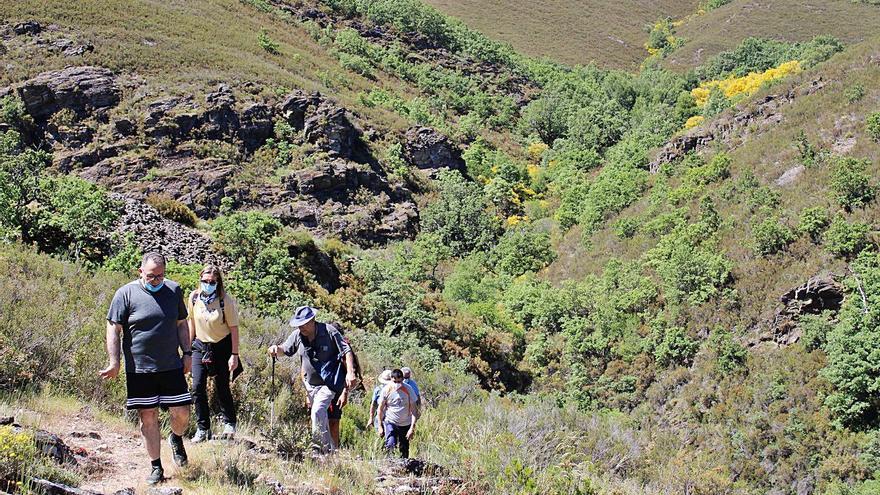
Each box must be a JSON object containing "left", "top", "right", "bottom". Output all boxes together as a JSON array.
[{"left": 27, "top": 406, "right": 184, "bottom": 494}]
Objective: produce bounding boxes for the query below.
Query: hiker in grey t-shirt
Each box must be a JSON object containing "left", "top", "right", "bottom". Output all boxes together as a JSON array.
[
  {"left": 100, "top": 252, "right": 192, "bottom": 485},
  {"left": 268, "top": 306, "right": 357, "bottom": 453}
]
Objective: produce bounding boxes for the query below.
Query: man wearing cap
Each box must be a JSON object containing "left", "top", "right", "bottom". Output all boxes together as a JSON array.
[{"left": 268, "top": 306, "right": 357, "bottom": 453}]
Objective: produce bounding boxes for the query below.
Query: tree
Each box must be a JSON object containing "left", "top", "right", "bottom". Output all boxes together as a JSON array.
[
  {"left": 29, "top": 176, "right": 120, "bottom": 262},
  {"left": 0, "top": 130, "right": 50, "bottom": 237},
  {"left": 420, "top": 170, "right": 500, "bottom": 257},
  {"left": 822, "top": 251, "right": 880, "bottom": 429}
]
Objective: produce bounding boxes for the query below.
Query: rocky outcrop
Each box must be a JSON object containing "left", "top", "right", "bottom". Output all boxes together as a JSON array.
[
  {"left": 110, "top": 194, "right": 232, "bottom": 270},
  {"left": 403, "top": 127, "right": 465, "bottom": 173},
  {"left": 303, "top": 102, "right": 357, "bottom": 158},
  {"left": 13, "top": 20, "right": 42, "bottom": 36},
  {"left": 16, "top": 66, "right": 121, "bottom": 120},
  {"left": 8, "top": 62, "right": 416, "bottom": 246},
  {"left": 759, "top": 274, "right": 845, "bottom": 346},
  {"left": 649, "top": 78, "right": 826, "bottom": 172}
]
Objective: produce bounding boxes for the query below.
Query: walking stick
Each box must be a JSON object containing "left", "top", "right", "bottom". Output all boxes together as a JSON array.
[{"left": 270, "top": 355, "right": 276, "bottom": 434}]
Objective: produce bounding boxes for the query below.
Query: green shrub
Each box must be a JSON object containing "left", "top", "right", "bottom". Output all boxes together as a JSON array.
[
  {"left": 491, "top": 228, "right": 556, "bottom": 277},
  {"left": 0, "top": 130, "right": 51, "bottom": 237},
  {"left": 845, "top": 84, "right": 866, "bottom": 104},
  {"left": 653, "top": 325, "right": 699, "bottom": 367},
  {"left": 830, "top": 156, "right": 875, "bottom": 210},
  {"left": 821, "top": 251, "right": 880, "bottom": 429},
  {"left": 824, "top": 215, "right": 871, "bottom": 258},
  {"left": 646, "top": 224, "right": 733, "bottom": 304},
  {"left": 799, "top": 312, "right": 834, "bottom": 351},
  {"left": 614, "top": 217, "right": 640, "bottom": 239},
  {"left": 146, "top": 194, "right": 199, "bottom": 227},
  {"left": 211, "top": 211, "right": 283, "bottom": 262},
  {"left": 798, "top": 206, "right": 831, "bottom": 242},
  {"left": 866, "top": 112, "right": 880, "bottom": 143},
  {"left": 708, "top": 328, "right": 747, "bottom": 374},
  {"left": 645, "top": 18, "right": 683, "bottom": 56},
  {"left": 752, "top": 215, "right": 795, "bottom": 255},
  {"left": 0, "top": 95, "right": 35, "bottom": 133},
  {"left": 258, "top": 28, "right": 280, "bottom": 54},
  {"left": 701, "top": 0, "right": 732, "bottom": 10}
]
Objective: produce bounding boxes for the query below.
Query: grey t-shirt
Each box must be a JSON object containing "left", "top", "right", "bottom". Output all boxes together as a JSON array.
[
  {"left": 280, "top": 322, "right": 351, "bottom": 386},
  {"left": 107, "top": 280, "right": 188, "bottom": 373}
]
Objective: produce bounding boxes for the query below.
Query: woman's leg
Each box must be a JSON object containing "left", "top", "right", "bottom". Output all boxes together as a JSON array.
[{"left": 190, "top": 350, "right": 211, "bottom": 431}]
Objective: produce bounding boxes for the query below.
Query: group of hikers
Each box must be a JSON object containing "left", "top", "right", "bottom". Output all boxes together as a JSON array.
[{"left": 100, "top": 252, "right": 422, "bottom": 485}]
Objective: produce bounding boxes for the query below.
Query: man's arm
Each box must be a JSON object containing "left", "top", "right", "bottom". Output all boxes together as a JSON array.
[
  {"left": 178, "top": 319, "right": 192, "bottom": 374},
  {"left": 344, "top": 351, "right": 357, "bottom": 390},
  {"left": 99, "top": 321, "right": 122, "bottom": 379},
  {"left": 406, "top": 394, "right": 418, "bottom": 440},
  {"left": 377, "top": 396, "right": 386, "bottom": 437}
]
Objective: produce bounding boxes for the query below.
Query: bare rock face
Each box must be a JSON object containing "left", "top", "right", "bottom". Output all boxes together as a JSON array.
[
  {"left": 277, "top": 90, "right": 321, "bottom": 130},
  {"left": 16, "top": 66, "right": 121, "bottom": 120},
  {"left": 303, "top": 101, "right": 357, "bottom": 158},
  {"left": 13, "top": 20, "right": 42, "bottom": 36},
  {"left": 767, "top": 274, "right": 845, "bottom": 346},
  {"left": 403, "top": 127, "right": 465, "bottom": 172}
]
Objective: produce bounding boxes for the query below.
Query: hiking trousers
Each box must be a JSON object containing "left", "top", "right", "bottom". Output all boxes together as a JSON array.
[
  {"left": 305, "top": 383, "right": 338, "bottom": 452},
  {"left": 191, "top": 335, "right": 237, "bottom": 431},
  {"left": 383, "top": 421, "right": 410, "bottom": 458}
]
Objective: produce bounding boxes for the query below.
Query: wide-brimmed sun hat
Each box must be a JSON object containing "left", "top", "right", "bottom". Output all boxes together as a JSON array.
[
  {"left": 289, "top": 305, "right": 317, "bottom": 328},
  {"left": 378, "top": 369, "right": 393, "bottom": 385}
]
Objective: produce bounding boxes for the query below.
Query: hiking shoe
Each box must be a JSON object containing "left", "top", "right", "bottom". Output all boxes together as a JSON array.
[
  {"left": 221, "top": 423, "right": 236, "bottom": 439},
  {"left": 146, "top": 465, "right": 165, "bottom": 485},
  {"left": 168, "top": 433, "right": 188, "bottom": 466},
  {"left": 191, "top": 428, "right": 211, "bottom": 443}
]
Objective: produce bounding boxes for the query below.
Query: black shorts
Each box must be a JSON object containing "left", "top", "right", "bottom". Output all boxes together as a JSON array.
[
  {"left": 125, "top": 368, "right": 192, "bottom": 410},
  {"left": 327, "top": 393, "right": 344, "bottom": 420}
]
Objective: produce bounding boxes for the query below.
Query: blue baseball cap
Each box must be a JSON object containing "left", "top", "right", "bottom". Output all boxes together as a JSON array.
[{"left": 289, "top": 305, "right": 317, "bottom": 328}]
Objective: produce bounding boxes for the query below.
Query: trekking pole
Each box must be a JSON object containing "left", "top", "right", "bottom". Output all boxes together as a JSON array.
[{"left": 270, "top": 355, "right": 276, "bottom": 434}]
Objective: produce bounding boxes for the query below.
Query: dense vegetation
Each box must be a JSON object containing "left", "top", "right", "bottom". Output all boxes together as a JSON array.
[{"left": 2, "top": 0, "right": 880, "bottom": 494}]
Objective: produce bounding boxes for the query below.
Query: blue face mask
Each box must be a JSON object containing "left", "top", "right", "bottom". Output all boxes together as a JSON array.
[
  {"left": 144, "top": 280, "right": 164, "bottom": 293},
  {"left": 200, "top": 282, "right": 217, "bottom": 295}
]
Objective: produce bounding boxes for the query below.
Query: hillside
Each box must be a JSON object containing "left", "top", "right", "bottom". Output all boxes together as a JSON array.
[
  {"left": 2, "top": 0, "right": 880, "bottom": 494},
  {"left": 421, "top": 0, "right": 699, "bottom": 68},
  {"left": 666, "top": 0, "right": 880, "bottom": 71}
]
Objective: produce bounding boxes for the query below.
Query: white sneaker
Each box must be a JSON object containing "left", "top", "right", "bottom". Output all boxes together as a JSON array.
[
  {"left": 221, "top": 423, "right": 236, "bottom": 439},
  {"left": 191, "top": 428, "right": 211, "bottom": 443}
]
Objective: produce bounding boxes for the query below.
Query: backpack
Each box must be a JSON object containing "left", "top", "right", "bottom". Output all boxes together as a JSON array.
[{"left": 312, "top": 322, "right": 364, "bottom": 393}]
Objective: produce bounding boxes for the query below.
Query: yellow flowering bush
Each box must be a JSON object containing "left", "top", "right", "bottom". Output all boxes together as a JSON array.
[
  {"left": 692, "top": 60, "right": 802, "bottom": 107},
  {"left": 0, "top": 426, "right": 35, "bottom": 481},
  {"left": 506, "top": 215, "right": 528, "bottom": 227},
  {"left": 526, "top": 142, "right": 549, "bottom": 161},
  {"left": 684, "top": 115, "right": 705, "bottom": 129}
]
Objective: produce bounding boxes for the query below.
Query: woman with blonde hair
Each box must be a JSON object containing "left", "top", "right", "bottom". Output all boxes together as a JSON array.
[{"left": 187, "top": 264, "right": 241, "bottom": 441}]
